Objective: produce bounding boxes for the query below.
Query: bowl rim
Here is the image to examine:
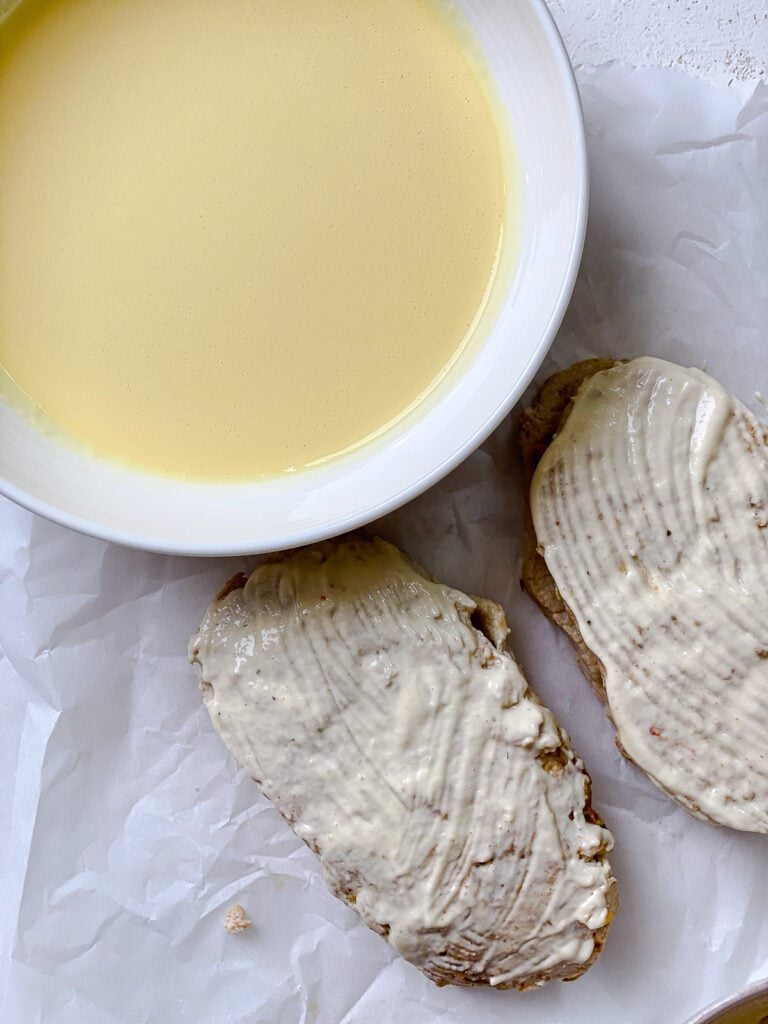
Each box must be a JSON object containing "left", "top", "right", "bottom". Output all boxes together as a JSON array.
[
  {"left": 0, "top": 0, "right": 589, "bottom": 557},
  {"left": 684, "top": 978, "right": 768, "bottom": 1024}
]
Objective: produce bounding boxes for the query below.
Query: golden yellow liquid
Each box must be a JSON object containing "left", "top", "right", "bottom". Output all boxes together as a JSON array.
[{"left": 0, "top": 0, "right": 504, "bottom": 480}]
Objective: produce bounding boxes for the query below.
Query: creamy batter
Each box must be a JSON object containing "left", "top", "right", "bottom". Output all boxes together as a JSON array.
[
  {"left": 0, "top": 0, "right": 504, "bottom": 479},
  {"left": 531, "top": 357, "right": 768, "bottom": 833},
  {"left": 191, "top": 538, "right": 615, "bottom": 988}
]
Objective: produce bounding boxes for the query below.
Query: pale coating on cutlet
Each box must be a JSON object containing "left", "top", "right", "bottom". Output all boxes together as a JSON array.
[
  {"left": 527, "top": 357, "right": 768, "bottom": 833},
  {"left": 191, "top": 537, "right": 616, "bottom": 989}
]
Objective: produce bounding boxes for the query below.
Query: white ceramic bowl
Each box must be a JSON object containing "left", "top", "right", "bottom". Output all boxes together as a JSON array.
[
  {"left": 0, "top": 0, "right": 587, "bottom": 555},
  {"left": 686, "top": 980, "right": 768, "bottom": 1024}
]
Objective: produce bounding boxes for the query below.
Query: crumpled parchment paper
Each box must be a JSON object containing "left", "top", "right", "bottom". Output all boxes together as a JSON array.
[{"left": 2, "top": 64, "right": 767, "bottom": 1024}]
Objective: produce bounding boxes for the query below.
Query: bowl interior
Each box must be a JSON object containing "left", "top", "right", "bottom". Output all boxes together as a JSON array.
[{"left": 0, "top": 0, "right": 586, "bottom": 554}]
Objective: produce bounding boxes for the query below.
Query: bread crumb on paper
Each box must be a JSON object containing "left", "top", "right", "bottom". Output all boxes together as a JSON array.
[{"left": 224, "top": 904, "right": 252, "bottom": 935}]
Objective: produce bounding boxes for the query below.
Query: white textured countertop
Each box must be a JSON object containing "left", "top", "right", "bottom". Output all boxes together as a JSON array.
[{"left": 551, "top": 0, "right": 767, "bottom": 83}]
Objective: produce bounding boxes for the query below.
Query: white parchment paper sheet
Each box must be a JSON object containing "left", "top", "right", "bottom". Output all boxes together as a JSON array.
[{"left": 2, "top": 65, "right": 768, "bottom": 1024}]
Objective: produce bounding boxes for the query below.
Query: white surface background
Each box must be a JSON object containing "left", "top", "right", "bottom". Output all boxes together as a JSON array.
[
  {"left": 552, "top": 0, "right": 768, "bottom": 84},
  {"left": 2, "top": 4, "right": 768, "bottom": 1024}
]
